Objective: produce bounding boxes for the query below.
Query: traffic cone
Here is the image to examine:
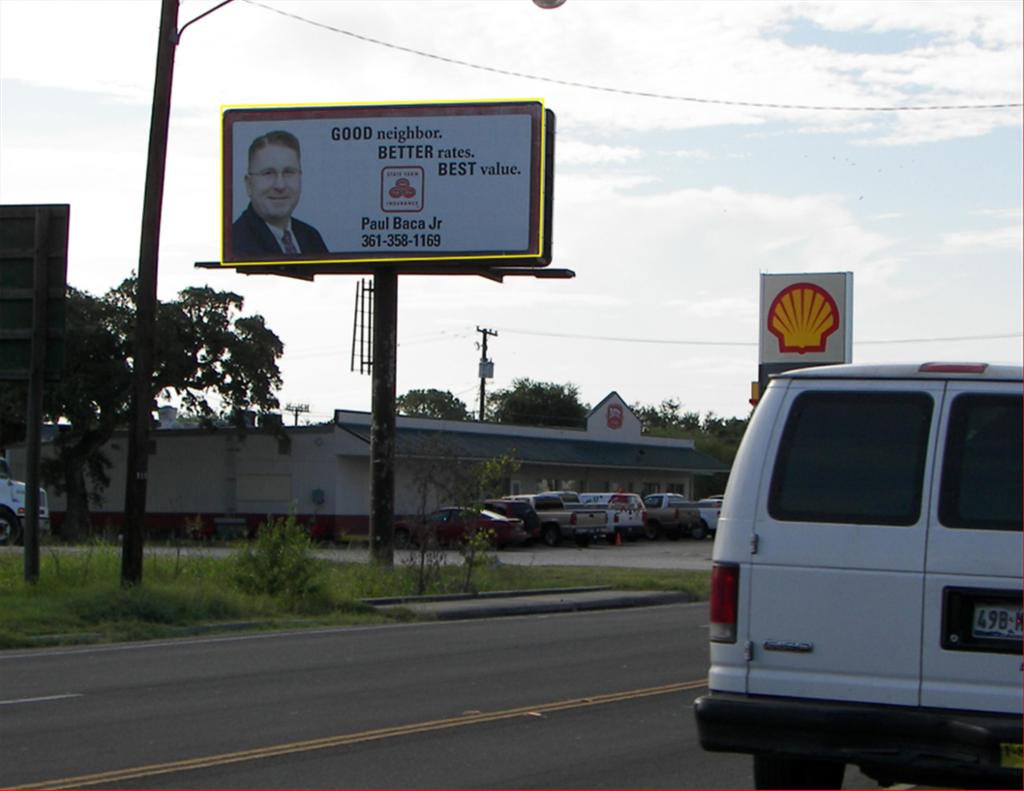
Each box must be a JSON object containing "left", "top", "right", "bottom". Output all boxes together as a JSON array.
[{"left": 614, "top": 529, "right": 622, "bottom": 546}]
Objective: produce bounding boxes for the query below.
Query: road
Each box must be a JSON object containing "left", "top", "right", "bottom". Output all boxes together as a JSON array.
[{"left": 1, "top": 603, "right": 887, "bottom": 789}]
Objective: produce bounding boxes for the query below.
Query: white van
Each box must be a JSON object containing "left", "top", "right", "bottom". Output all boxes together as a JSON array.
[{"left": 694, "top": 363, "right": 1022, "bottom": 789}]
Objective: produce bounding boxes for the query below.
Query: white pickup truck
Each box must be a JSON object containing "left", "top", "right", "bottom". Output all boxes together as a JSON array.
[
  {"left": 0, "top": 457, "right": 50, "bottom": 545},
  {"left": 579, "top": 492, "right": 647, "bottom": 542},
  {"left": 688, "top": 497, "right": 722, "bottom": 540}
]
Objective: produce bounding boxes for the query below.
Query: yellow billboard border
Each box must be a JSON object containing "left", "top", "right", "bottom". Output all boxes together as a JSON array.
[{"left": 219, "top": 98, "right": 548, "bottom": 268}]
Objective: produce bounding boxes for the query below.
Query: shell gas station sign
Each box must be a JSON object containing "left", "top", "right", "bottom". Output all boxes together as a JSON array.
[
  {"left": 754, "top": 273, "right": 852, "bottom": 403},
  {"left": 760, "top": 273, "right": 852, "bottom": 365}
]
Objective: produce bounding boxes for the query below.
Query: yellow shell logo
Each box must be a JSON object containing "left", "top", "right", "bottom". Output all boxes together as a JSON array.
[{"left": 768, "top": 283, "right": 840, "bottom": 354}]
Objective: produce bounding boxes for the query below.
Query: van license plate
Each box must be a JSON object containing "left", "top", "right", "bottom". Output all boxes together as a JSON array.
[{"left": 972, "top": 604, "right": 1023, "bottom": 641}]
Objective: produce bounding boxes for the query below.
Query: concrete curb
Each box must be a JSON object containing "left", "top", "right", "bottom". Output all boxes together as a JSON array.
[
  {"left": 362, "top": 585, "right": 611, "bottom": 606},
  {"left": 371, "top": 589, "right": 695, "bottom": 620}
]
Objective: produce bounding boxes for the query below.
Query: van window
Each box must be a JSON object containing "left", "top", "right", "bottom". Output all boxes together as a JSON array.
[
  {"left": 939, "top": 394, "right": 1022, "bottom": 532},
  {"left": 769, "top": 392, "right": 933, "bottom": 526}
]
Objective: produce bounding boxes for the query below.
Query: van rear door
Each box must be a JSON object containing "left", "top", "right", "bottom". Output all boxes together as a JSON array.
[
  {"left": 746, "top": 379, "right": 942, "bottom": 705},
  {"left": 921, "top": 383, "right": 1022, "bottom": 714}
]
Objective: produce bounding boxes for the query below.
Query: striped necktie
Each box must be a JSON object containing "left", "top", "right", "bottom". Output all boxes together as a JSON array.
[{"left": 281, "top": 229, "right": 298, "bottom": 254}]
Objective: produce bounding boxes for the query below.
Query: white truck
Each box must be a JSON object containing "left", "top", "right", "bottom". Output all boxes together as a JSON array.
[
  {"left": 579, "top": 492, "right": 647, "bottom": 542},
  {"left": 688, "top": 497, "right": 722, "bottom": 540},
  {"left": 0, "top": 457, "right": 50, "bottom": 545}
]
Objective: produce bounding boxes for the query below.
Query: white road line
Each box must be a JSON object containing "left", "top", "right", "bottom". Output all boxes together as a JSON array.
[{"left": 0, "top": 693, "right": 83, "bottom": 706}]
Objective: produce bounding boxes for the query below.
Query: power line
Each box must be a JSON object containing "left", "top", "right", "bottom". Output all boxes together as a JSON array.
[
  {"left": 242, "top": 0, "right": 1022, "bottom": 112},
  {"left": 491, "top": 327, "right": 1023, "bottom": 347}
]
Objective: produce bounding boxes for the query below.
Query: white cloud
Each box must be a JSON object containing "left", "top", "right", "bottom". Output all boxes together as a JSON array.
[
  {"left": 558, "top": 140, "right": 644, "bottom": 165},
  {"left": 942, "top": 225, "right": 1023, "bottom": 251}
]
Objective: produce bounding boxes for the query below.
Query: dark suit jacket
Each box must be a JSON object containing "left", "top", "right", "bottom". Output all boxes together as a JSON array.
[{"left": 231, "top": 204, "right": 328, "bottom": 258}]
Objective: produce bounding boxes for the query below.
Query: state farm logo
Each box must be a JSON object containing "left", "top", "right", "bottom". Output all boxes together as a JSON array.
[
  {"left": 381, "top": 167, "right": 424, "bottom": 213},
  {"left": 607, "top": 404, "right": 624, "bottom": 430},
  {"left": 767, "top": 282, "right": 840, "bottom": 354},
  {"left": 389, "top": 178, "right": 416, "bottom": 199}
]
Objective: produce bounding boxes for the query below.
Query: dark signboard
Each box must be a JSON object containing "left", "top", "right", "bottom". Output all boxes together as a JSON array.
[{"left": 0, "top": 205, "right": 68, "bottom": 381}]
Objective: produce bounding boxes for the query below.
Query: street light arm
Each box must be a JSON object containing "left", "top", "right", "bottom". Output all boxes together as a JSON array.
[{"left": 176, "top": 0, "right": 235, "bottom": 43}]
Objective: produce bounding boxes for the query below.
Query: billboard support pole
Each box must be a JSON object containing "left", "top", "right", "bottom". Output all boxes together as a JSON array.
[{"left": 369, "top": 269, "right": 398, "bottom": 567}]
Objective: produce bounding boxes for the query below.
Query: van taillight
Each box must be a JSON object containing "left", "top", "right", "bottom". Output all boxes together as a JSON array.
[{"left": 709, "top": 562, "right": 739, "bottom": 643}]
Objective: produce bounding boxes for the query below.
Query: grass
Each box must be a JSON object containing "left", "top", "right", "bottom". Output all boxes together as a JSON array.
[{"left": 0, "top": 539, "right": 708, "bottom": 649}]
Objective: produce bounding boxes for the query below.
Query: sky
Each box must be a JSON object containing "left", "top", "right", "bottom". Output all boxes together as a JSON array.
[{"left": 1, "top": 0, "right": 1021, "bottom": 425}]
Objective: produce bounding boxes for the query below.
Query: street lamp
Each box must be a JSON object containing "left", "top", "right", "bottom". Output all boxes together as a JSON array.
[{"left": 122, "top": 0, "right": 234, "bottom": 586}]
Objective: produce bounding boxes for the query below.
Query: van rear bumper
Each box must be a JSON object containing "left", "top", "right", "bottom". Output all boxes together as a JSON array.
[{"left": 694, "top": 692, "right": 1022, "bottom": 788}]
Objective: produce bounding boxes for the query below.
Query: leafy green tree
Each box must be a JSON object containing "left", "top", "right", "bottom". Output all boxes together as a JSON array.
[
  {"left": 396, "top": 388, "right": 470, "bottom": 421},
  {"left": 42, "top": 279, "right": 283, "bottom": 539},
  {"left": 634, "top": 401, "right": 750, "bottom": 496},
  {"left": 487, "top": 378, "right": 589, "bottom": 428},
  {"left": 632, "top": 398, "right": 701, "bottom": 432}
]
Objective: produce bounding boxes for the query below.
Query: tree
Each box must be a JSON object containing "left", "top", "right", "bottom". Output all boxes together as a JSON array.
[
  {"left": 632, "top": 398, "right": 701, "bottom": 432},
  {"left": 487, "top": 378, "right": 589, "bottom": 428},
  {"left": 42, "top": 279, "right": 283, "bottom": 539},
  {"left": 634, "top": 400, "right": 751, "bottom": 496},
  {"left": 396, "top": 388, "right": 470, "bottom": 421}
]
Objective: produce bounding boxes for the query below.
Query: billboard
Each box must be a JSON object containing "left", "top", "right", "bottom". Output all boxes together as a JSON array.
[
  {"left": 759, "top": 272, "right": 853, "bottom": 365},
  {"left": 221, "top": 100, "right": 550, "bottom": 267}
]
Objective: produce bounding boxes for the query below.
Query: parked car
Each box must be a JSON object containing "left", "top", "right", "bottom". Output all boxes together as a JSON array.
[
  {"left": 642, "top": 493, "right": 701, "bottom": 540},
  {"left": 505, "top": 493, "right": 609, "bottom": 546},
  {"left": 483, "top": 498, "right": 540, "bottom": 543},
  {"left": 393, "top": 507, "right": 529, "bottom": 549},
  {"left": 579, "top": 492, "right": 647, "bottom": 541},
  {"left": 694, "top": 362, "right": 1022, "bottom": 789},
  {"left": 688, "top": 498, "right": 722, "bottom": 539}
]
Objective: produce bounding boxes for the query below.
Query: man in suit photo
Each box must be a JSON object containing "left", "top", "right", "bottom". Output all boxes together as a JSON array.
[{"left": 232, "top": 130, "right": 328, "bottom": 257}]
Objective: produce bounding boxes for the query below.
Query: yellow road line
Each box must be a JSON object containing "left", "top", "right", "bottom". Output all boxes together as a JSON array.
[{"left": 11, "top": 680, "right": 707, "bottom": 789}]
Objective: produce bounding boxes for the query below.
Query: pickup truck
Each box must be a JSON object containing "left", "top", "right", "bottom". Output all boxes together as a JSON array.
[
  {"left": 505, "top": 493, "right": 608, "bottom": 547},
  {"left": 640, "top": 493, "right": 702, "bottom": 540},
  {"left": 689, "top": 497, "right": 721, "bottom": 539},
  {"left": 579, "top": 492, "right": 647, "bottom": 542}
]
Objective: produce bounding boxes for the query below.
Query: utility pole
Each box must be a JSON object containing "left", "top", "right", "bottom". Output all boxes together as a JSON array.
[
  {"left": 285, "top": 403, "right": 310, "bottom": 426},
  {"left": 122, "top": 0, "right": 234, "bottom": 586},
  {"left": 122, "top": 0, "right": 179, "bottom": 587},
  {"left": 477, "top": 327, "right": 497, "bottom": 421}
]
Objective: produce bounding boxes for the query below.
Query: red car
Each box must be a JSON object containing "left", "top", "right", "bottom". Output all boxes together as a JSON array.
[{"left": 393, "top": 507, "right": 529, "bottom": 549}]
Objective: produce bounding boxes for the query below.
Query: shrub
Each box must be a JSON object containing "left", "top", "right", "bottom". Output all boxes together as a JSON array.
[{"left": 233, "top": 515, "right": 325, "bottom": 601}]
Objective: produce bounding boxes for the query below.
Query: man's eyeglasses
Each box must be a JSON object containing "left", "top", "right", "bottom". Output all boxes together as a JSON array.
[{"left": 248, "top": 168, "right": 301, "bottom": 183}]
